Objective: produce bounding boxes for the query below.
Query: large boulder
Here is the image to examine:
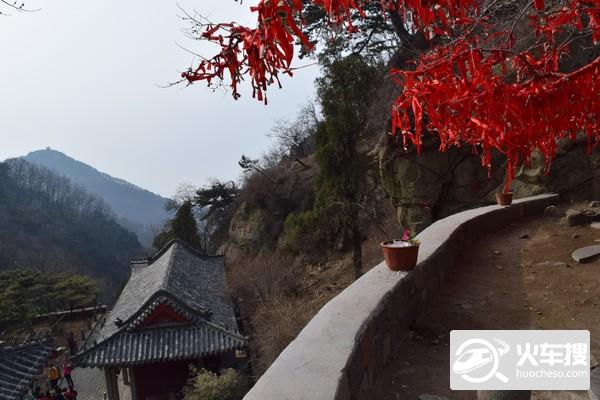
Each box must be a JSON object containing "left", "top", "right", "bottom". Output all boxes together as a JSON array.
[
  {"left": 513, "top": 137, "right": 600, "bottom": 201},
  {"left": 565, "top": 208, "right": 600, "bottom": 226},
  {"left": 377, "top": 133, "right": 599, "bottom": 232},
  {"left": 378, "top": 137, "right": 504, "bottom": 233},
  {"left": 566, "top": 209, "right": 590, "bottom": 226}
]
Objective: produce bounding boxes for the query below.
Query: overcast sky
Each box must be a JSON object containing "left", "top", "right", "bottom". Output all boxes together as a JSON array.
[{"left": 0, "top": 0, "right": 319, "bottom": 197}]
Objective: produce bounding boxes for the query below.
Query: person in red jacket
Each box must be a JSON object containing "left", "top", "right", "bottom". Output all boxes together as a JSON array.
[
  {"left": 51, "top": 389, "right": 66, "bottom": 400},
  {"left": 63, "top": 387, "right": 77, "bottom": 400},
  {"left": 62, "top": 360, "right": 74, "bottom": 387}
]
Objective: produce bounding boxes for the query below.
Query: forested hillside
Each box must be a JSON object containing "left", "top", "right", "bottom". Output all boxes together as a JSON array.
[
  {"left": 0, "top": 159, "right": 143, "bottom": 299},
  {"left": 24, "top": 148, "right": 169, "bottom": 246},
  {"left": 0, "top": 269, "right": 99, "bottom": 329}
]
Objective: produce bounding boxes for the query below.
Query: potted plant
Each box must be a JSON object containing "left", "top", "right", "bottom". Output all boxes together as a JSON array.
[
  {"left": 496, "top": 177, "right": 514, "bottom": 206},
  {"left": 495, "top": 190, "right": 513, "bottom": 206},
  {"left": 381, "top": 229, "right": 420, "bottom": 271},
  {"left": 496, "top": 187, "right": 513, "bottom": 206}
]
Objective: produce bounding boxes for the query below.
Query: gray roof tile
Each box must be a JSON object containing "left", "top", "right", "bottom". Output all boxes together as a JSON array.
[
  {"left": 73, "top": 321, "right": 245, "bottom": 367},
  {"left": 73, "top": 240, "right": 245, "bottom": 368},
  {"left": 100, "top": 240, "right": 238, "bottom": 340},
  {"left": 0, "top": 339, "right": 53, "bottom": 399}
]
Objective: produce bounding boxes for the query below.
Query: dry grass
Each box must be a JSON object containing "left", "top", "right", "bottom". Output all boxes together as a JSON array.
[
  {"left": 250, "top": 296, "right": 310, "bottom": 373},
  {"left": 228, "top": 253, "right": 300, "bottom": 307},
  {"left": 227, "top": 252, "right": 306, "bottom": 374},
  {"left": 227, "top": 250, "right": 361, "bottom": 375},
  {"left": 225, "top": 184, "right": 403, "bottom": 377}
]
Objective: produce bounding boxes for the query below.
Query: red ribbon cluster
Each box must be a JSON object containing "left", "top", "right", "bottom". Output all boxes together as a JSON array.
[
  {"left": 185, "top": 0, "right": 600, "bottom": 189},
  {"left": 182, "top": 0, "right": 480, "bottom": 101},
  {"left": 182, "top": 1, "right": 311, "bottom": 102},
  {"left": 391, "top": 0, "right": 600, "bottom": 191}
]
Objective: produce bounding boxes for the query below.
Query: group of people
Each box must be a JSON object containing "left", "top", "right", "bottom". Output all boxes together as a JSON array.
[
  {"left": 27, "top": 360, "right": 77, "bottom": 400},
  {"left": 29, "top": 385, "right": 77, "bottom": 400}
]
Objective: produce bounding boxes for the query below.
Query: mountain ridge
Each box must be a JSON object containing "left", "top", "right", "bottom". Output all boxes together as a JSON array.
[
  {"left": 21, "top": 148, "right": 170, "bottom": 246},
  {"left": 0, "top": 159, "right": 143, "bottom": 300}
]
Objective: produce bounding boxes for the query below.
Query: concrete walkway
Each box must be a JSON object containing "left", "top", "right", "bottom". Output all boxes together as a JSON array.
[
  {"left": 71, "top": 368, "right": 105, "bottom": 400},
  {"left": 370, "top": 210, "right": 599, "bottom": 399}
]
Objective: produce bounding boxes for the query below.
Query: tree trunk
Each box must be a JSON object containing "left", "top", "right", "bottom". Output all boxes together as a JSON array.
[{"left": 294, "top": 158, "right": 311, "bottom": 170}]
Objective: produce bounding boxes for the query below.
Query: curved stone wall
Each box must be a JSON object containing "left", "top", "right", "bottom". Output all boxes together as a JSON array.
[{"left": 243, "top": 194, "right": 560, "bottom": 400}]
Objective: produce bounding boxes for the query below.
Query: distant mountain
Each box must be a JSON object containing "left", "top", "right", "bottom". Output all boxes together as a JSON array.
[
  {"left": 0, "top": 159, "right": 143, "bottom": 299},
  {"left": 23, "top": 148, "right": 169, "bottom": 246}
]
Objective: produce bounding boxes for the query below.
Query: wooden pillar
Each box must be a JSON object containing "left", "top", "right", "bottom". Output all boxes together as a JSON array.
[
  {"left": 129, "top": 368, "right": 139, "bottom": 400},
  {"left": 104, "top": 367, "right": 120, "bottom": 400},
  {"left": 122, "top": 368, "right": 129, "bottom": 385}
]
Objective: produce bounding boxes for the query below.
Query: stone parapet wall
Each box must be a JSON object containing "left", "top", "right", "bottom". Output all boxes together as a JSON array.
[{"left": 243, "top": 194, "right": 560, "bottom": 400}]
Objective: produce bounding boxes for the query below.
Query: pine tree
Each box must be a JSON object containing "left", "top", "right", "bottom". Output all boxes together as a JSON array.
[
  {"left": 283, "top": 55, "right": 379, "bottom": 279},
  {"left": 313, "top": 55, "right": 378, "bottom": 279},
  {"left": 152, "top": 201, "right": 203, "bottom": 251}
]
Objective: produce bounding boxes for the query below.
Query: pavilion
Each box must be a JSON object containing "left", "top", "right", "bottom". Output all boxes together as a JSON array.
[{"left": 73, "top": 240, "right": 246, "bottom": 400}]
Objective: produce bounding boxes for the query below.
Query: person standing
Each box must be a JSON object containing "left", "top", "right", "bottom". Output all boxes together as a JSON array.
[
  {"left": 67, "top": 332, "right": 77, "bottom": 355},
  {"left": 47, "top": 364, "right": 59, "bottom": 389},
  {"left": 62, "top": 360, "right": 74, "bottom": 387}
]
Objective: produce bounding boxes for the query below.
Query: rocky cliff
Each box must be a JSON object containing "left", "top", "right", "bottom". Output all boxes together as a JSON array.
[{"left": 220, "top": 78, "right": 599, "bottom": 379}]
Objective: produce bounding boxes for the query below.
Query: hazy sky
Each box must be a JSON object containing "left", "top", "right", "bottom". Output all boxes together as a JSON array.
[{"left": 0, "top": 0, "right": 319, "bottom": 197}]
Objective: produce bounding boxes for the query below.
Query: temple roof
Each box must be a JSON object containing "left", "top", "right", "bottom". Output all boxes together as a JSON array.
[
  {"left": 73, "top": 240, "right": 245, "bottom": 367},
  {"left": 73, "top": 312, "right": 246, "bottom": 367},
  {"left": 0, "top": 339, "right": 54, "bottom": 399}
]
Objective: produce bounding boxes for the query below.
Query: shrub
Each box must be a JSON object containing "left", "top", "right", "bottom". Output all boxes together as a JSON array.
[
  {"left": 226, "top": 252, "right": 305, "bottom": 374},
  {"left": 228, "top": 252, "right": 298, "bottom": 306},
  {"left": 182, "top": 368, "right": 241, "bottom": 400},
  {"left": 281, "top": 211, "right": 322, "bottom": 253},
  {"left": 0, "top": 269, "right": 99, "bottom": 328},
  {"left": 251, "top": 296, "right": 313, "bottom": 374}
]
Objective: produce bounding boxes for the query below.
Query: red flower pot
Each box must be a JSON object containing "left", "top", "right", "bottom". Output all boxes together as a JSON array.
[
  {"left": 381, "top": 240, "right": 420, "bottom": 271},
  {"left": 495, "top": 192, "right": 513, "bottom": 206}
]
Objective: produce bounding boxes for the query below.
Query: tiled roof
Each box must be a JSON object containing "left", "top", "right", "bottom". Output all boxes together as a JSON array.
[
  {"left": 0, "top": 339, "right": 53, "bottom": 399},
  {"left": 99, "top": 240, "right": 238, "bottom": 340},
  {"left": 73, "top": 320, "right": 245, "bottom": 367},
  {"left": 73, "top": 240, "right": 245, "bottom": 368}
]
